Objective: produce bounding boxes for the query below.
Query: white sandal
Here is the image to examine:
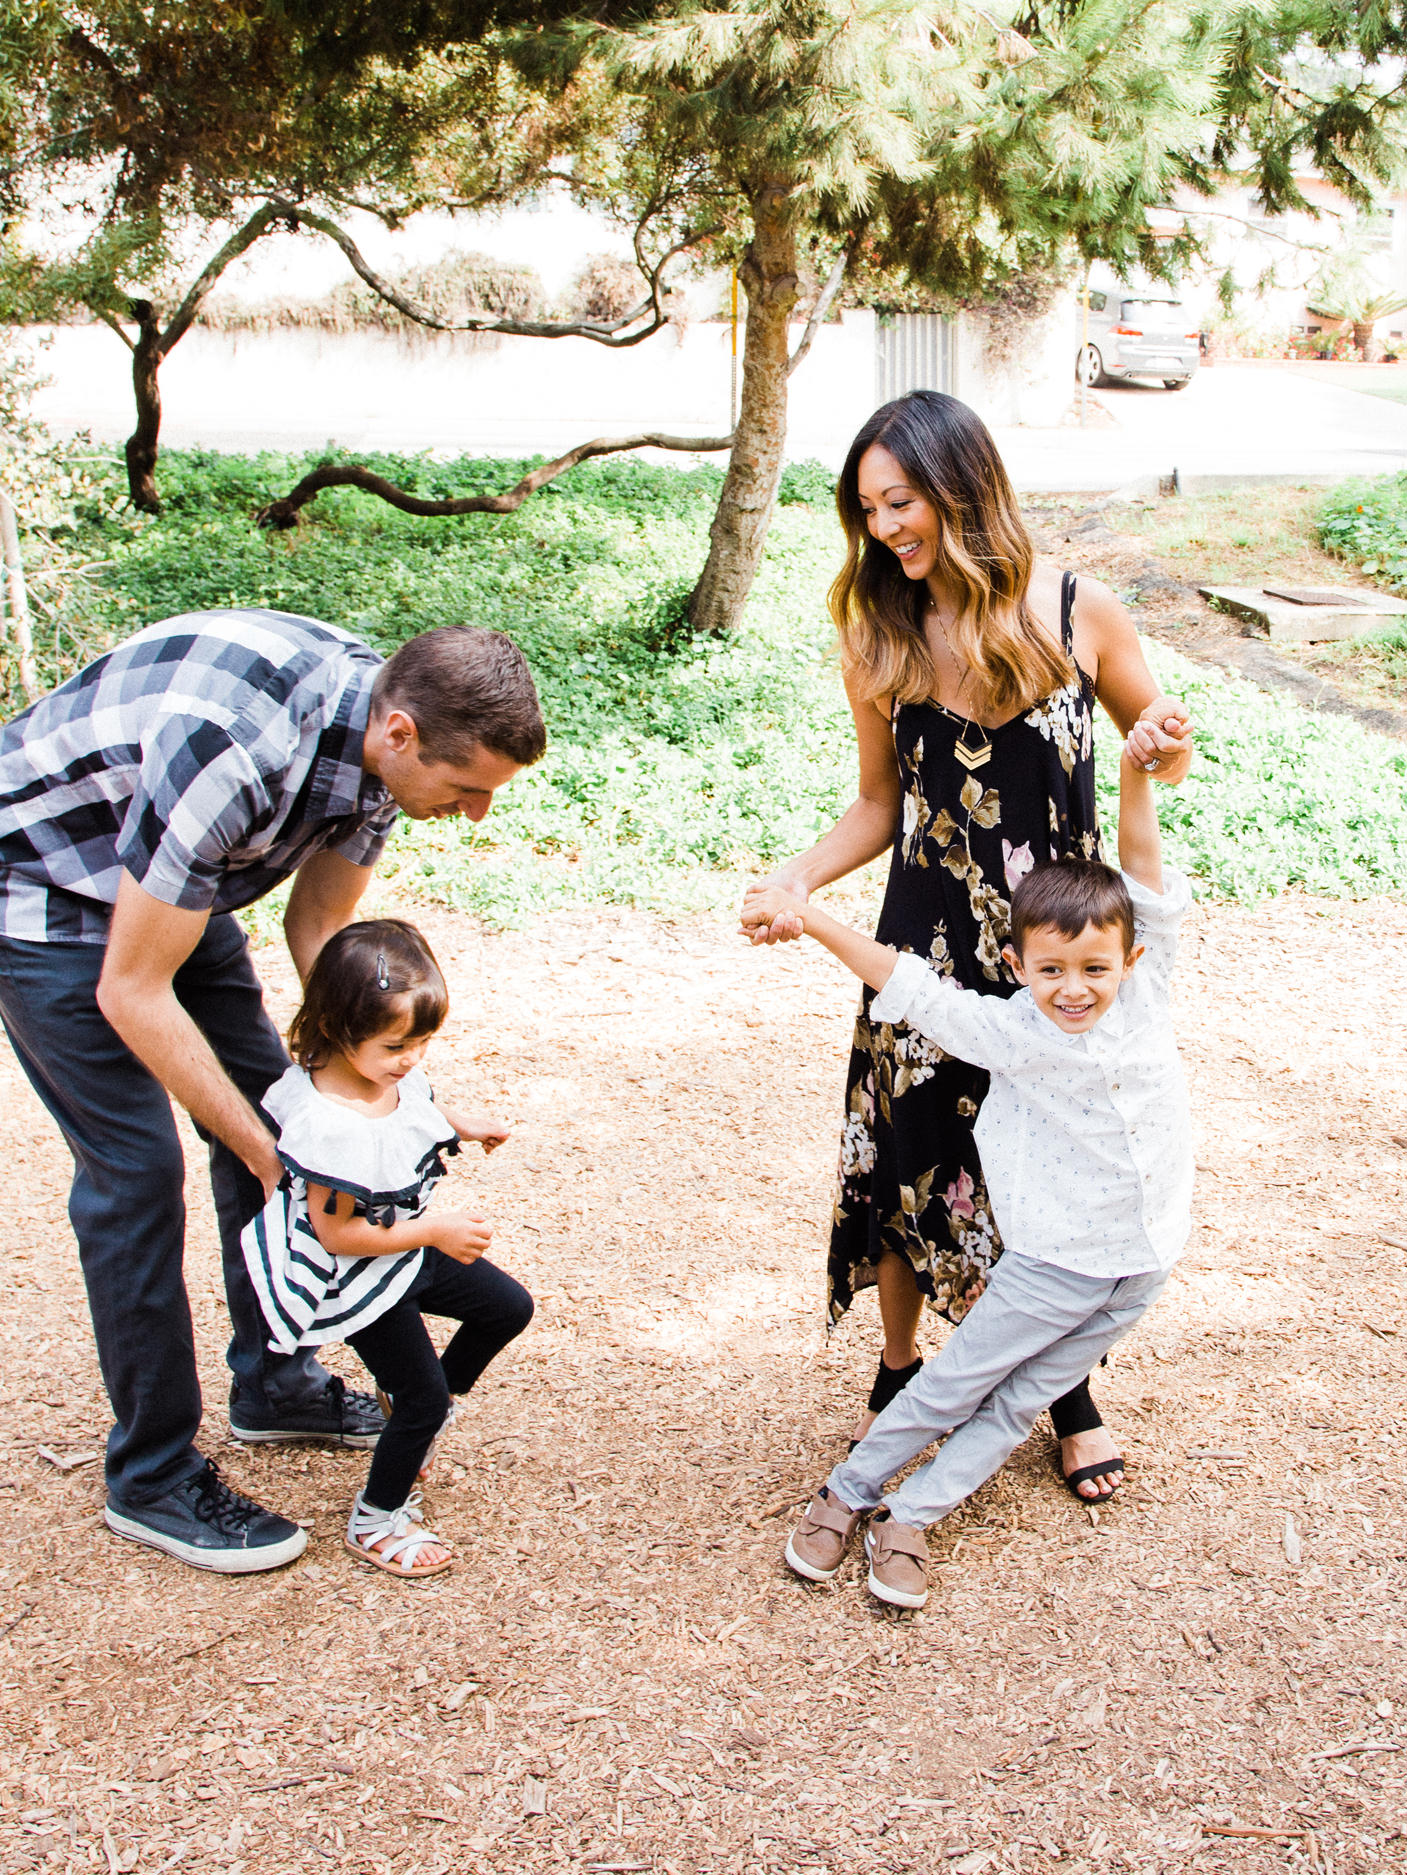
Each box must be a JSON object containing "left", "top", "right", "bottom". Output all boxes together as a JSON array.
[{"left": 344, "top": 1491, "right": 453, "bottom": 1578}]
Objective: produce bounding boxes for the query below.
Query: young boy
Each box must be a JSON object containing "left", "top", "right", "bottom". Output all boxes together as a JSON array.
[{"left": 744, "top": 745, "right": 1192, "bottom": 1610}]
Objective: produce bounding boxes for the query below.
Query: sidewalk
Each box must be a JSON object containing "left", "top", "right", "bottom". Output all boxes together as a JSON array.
[{"left": 997, "top": 365, "right": 1407, "bottom": 493}]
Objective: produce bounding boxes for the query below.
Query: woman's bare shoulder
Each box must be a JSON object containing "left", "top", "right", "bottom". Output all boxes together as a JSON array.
[{"left": 1030, "top": 558, "right": 1130, "bottom": 640}]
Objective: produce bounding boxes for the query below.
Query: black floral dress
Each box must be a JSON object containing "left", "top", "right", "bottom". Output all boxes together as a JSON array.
[{"left": 828, "top": 573, "right": 1102, "bottom": 1324}]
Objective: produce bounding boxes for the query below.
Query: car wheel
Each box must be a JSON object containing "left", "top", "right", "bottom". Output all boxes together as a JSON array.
[
  {"left": 1163, "top": 377, "right": 1189, "bottom": 390},
  {"left": 1076, "top": 345, "right": 1105, "bottom": 388}
]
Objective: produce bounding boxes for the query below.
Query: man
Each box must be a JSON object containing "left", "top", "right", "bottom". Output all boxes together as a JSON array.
[{"left": 0, "top": 608, "right": 545, "bottom": 1572}]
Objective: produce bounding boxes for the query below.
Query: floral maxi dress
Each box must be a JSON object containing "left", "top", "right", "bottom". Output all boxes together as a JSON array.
[{"left": 828, "top": 573, "right": 1102, "bottom": 1325}]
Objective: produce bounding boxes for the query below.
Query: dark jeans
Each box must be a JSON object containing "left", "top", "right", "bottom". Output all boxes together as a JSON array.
[
  {"left": 0, "top": 918, "right": 330, "bottom": 1503},
  {"left": 348, "top": 1249, "right": 533, "bottom": 1512}
]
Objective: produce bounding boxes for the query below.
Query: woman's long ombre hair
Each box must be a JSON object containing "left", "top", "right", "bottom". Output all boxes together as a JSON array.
[{"left": 831, "top": 391, "right": 1074, "bottom": 717}]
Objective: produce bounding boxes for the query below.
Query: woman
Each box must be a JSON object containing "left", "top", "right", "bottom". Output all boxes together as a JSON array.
[{"left": 744, "top": 391, "right": 1192, "bottom": 1500}]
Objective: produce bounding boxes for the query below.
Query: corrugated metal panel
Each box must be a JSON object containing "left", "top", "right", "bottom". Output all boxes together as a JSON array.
[{"left": 875, "top": 314, "right": 954, "bottom": 403}]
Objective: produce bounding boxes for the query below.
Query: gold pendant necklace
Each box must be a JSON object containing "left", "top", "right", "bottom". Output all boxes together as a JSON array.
[
  {"left": 930, "top": 605, "right": 992, "bottom": 771},
  {"left": 952, "top": 722, "right": 992, "bottom": 771}
]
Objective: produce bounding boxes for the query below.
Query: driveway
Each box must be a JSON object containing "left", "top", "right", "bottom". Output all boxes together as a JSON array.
[{"left": 997, "top": 363, "right": 1407, "bottom": 493}]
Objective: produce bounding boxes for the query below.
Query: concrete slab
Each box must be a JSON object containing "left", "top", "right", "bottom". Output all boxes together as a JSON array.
[{"left": 1198, "top": 582, "right": 1407, "bottom": 642}]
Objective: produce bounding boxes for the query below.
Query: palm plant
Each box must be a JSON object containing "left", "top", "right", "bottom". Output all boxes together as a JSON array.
[{"left": 1306, "top": 285, "right": 1407, "bottom": 359}]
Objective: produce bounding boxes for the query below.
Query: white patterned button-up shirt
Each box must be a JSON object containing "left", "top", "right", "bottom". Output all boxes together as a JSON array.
[{"left": 869, "top": 871, "right": 1193, "bottom": 1278}]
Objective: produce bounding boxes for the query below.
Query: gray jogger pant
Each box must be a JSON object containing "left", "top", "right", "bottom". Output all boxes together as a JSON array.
[{"left": 826, "top": 1252, "right": 1169, "bottom": 1529}]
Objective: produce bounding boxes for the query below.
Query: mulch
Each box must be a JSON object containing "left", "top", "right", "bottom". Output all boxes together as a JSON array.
[{"left": 1, "top": 889, "right": 1404, "bottom": 1874}]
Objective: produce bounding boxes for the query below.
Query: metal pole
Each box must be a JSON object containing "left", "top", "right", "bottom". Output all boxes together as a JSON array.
[
  {"left": 0, "top": 488, "right": 39, "bottom": 702},
  {"left": 730, "top": 265, "right": 739, "bottom": 431}
]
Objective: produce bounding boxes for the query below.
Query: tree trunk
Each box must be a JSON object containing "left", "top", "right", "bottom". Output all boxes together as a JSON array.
[
  {"left": 687, "top": 181, "right": 799, "bottom": 634},
  {"left": 1353, "top": 319, "right": 1380, "bottom": 362},
  {"left": 125, "top": 301, "right": 165, "bottom": 513}
]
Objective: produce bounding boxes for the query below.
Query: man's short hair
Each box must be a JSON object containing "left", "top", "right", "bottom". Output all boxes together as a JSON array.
[
  {"left": 1009, "top": 860, "right": 1136, "bottom": 957},
  {"left": 372, "top": 627, "right": 547, "bottom": 767}
]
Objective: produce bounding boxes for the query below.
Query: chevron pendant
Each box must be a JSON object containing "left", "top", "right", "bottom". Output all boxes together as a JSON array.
[{"left": 953, "top": 735, "right": 992, "bottom": 772}]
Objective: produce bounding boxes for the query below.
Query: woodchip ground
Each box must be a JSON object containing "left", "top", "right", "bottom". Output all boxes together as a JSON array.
[{"left": 1, "top": 890, "right": 1404, "bottom": 1875}]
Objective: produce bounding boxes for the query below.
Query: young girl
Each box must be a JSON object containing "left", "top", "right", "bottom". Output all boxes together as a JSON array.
[{"left": 242, "top": 918, "right": 534, "bottom": 1578}]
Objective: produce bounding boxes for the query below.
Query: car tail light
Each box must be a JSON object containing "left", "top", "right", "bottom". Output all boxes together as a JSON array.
[
  {"left": 1184, "top": 330, "right": 1199, "bottom": 339},
  {"left": 1111, "top": 325, "right": 1142, "bottom": 336}
]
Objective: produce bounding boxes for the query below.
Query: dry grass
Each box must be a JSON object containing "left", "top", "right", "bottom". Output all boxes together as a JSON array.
[
  {"left": 1, "top": 888, "right": 1405, "bottom": 1875},
  {"left": 1102, "top": 487, "right": 1348, "bottom": 592}
]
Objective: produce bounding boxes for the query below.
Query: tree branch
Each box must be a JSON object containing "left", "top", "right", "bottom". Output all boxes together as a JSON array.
[
  {"left": 160, "top": 201, "right": 283, "bottom": 353},
  {"left": 265, "top": 196, "right": 706, "bottom": 347},
  {"left": 1173, "top": 204, "right": 1341, "bottom": 256},
  {"left": 787, "top": 243, "right": 853, "bottom": 378},
  {"left": 254, "top": 429, "right": 737, "bottom": 530},
  {"left": 89, "top": 306, "right": 137, "bottom": 353}
]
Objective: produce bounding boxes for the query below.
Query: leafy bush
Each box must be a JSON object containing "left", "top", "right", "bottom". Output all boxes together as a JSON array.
[
  {"left": 22, "top": 444, "right": 1407, "bottom": 923},
  {"left": 777, "top": 458, "right": 837, "bottom": 507},
  {"left": 1318, "top": 473, "right": 1407, "bottom": 591},
  {"left": 200, "top": 252, "right": 548, "bottom": 335},
  {"left": 557, "top": 253, "right": 646, "bottom": 324}
]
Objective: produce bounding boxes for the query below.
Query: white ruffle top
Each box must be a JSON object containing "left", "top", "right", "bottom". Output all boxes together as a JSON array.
[{"left": 241, "top": 1064, "right": 460, "bottom": 1353}]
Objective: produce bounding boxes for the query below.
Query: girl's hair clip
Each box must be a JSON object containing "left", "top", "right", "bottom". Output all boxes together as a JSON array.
[{"left": 375, "top": 952, "right": 391, "bottom": 991}]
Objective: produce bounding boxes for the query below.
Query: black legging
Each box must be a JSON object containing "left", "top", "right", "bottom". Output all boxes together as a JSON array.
[
  {"left": 1049, "top": 1375, "right": 1103, "bottom": 1440},
  {"left": 871, "top": 1357, "right": 1103, "bottom": 1440},
  {"left": 348, "top": 1249, "right": 534, "bottom": 1511}
]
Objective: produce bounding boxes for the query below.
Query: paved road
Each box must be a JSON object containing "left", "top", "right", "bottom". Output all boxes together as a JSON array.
[
  {"left": 996, "top": 364, "right": 1407, "bottom": 492},
  {"left": 28, "top": 322, "right": 1407, "bottom": 493}
]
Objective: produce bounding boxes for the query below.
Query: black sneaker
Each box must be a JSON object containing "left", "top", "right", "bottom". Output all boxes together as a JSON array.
[
  {"left": 229, "top": 1374, "right": 384, "bottom": 1448},
  {"left": 104, "top": 1461, "right": 307, "bottom": 1574}
]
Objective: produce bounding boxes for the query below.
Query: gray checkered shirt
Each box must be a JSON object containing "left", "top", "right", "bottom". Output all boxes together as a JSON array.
[{"left": 0, "top": 608, "right": 398, "bottom": 943}]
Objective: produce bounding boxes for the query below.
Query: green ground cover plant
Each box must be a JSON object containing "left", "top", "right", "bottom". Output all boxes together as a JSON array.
[
  {"left": 1319, "top": 472, "right": 1407, "bottom": 593},
  {"left": 19, "top": 447, "right": 1407, "bottom": 922}
]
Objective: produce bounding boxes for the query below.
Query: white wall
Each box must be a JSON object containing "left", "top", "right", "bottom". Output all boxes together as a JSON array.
[
  {"left": 954, "top": 293, "right": 1080, "bottom": 427},
  {"left": 21, "top": 304, "right": 1075, "bottom": 468}
]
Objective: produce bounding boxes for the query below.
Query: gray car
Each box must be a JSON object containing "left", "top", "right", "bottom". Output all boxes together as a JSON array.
[{"left": 1076, "top": 292, "right": 1199, "bottom": 390}]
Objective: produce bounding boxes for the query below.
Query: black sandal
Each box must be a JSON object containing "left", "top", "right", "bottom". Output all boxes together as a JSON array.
[
  {"left": 848, "top": 1354, "right": 923, "bottom": 1452},
  {"left": 1063, "top": 1456, "right": 1126, "bottom": 1500}
]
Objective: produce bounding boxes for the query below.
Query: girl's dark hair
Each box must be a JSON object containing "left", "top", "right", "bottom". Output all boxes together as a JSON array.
[
  {"left": 1009, "top": 861, "right": 1136, "bottom": 958},
  {"left": 830, "top": 390, "right": 1074, "bottom": 717},
  {"left": 288, "top": 919, "right": 449, "bottom": 1070}
]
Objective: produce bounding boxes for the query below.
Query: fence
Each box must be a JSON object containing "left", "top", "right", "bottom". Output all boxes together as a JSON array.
[{"left": 874, "top": 314, "right": 956, "bottom": 404}]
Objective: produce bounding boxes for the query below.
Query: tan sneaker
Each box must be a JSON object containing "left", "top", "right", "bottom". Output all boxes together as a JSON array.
[
  {"left": 784, "top": 1486, "right": 862, "bottom": 1583},
  {"left": 864, "top": 1511, "right": 929, "bottom": 1609}
]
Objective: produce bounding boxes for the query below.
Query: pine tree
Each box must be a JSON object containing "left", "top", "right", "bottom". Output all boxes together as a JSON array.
[{"left": 512, "top": 0, "right": 1230, "bottom": 631}]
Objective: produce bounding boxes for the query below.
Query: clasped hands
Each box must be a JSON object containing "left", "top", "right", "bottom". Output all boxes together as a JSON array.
[{"left": 1125, "top": 693, "right": 1192, "bottom": 776}]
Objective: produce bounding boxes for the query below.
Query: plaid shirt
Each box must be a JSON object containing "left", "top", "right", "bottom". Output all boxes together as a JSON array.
[{"left": 0, "top": 609, "right": 398, "bottom": 944}]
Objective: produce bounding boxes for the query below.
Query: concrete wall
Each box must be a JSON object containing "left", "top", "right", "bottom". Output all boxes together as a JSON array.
[
  {"left": 954, "top": 295, "right": 1080, "bottom": 428},
  {"left": 20, "top": 304, "right": 1077, "bottom": 469}
]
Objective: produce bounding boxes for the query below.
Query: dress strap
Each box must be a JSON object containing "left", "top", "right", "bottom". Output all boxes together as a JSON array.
[{"left": 1059, "top": 571, "right": 1077, "bottom": 654}]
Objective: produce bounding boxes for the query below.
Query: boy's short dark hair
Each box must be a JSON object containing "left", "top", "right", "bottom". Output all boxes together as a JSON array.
[
  {"left": 288, "top": 918, "right": 448, "bottom": 1071},
  {"left": 1009, "top": 860, "right": 1136, "bottom": 957},
  {"left": 372, "top": 626, "right": 547, "bottom": 768}
]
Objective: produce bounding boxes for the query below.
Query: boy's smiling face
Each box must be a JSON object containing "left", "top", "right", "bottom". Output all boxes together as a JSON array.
[{"left": 1004, "top": 920, "right": 1143, "bottom": 1035}]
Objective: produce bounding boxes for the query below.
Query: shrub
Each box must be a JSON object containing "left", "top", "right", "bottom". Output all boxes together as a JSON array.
[
  {"left": 558, "top": 253, "right": 645, "bottom": 325},
  {"left": 777, "top": 459, "right": 837, "bottom": 507},
  {"left": 199, "top": 252, "right": 548, "bottom": 336}
]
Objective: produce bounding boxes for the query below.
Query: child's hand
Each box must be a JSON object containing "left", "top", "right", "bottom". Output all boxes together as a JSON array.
[
  {"left": 740, "top": 881, "right": 807, "bottom": 943},
  {"left": 428, "top": 1209, "right": 493, "bottom": 1265},
  {"left": 1125, "top": 696, "right": 1192, "bottom": 778},
  {"left": 458, "top": 1115, "right": 512, "bottom": 1154}
]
